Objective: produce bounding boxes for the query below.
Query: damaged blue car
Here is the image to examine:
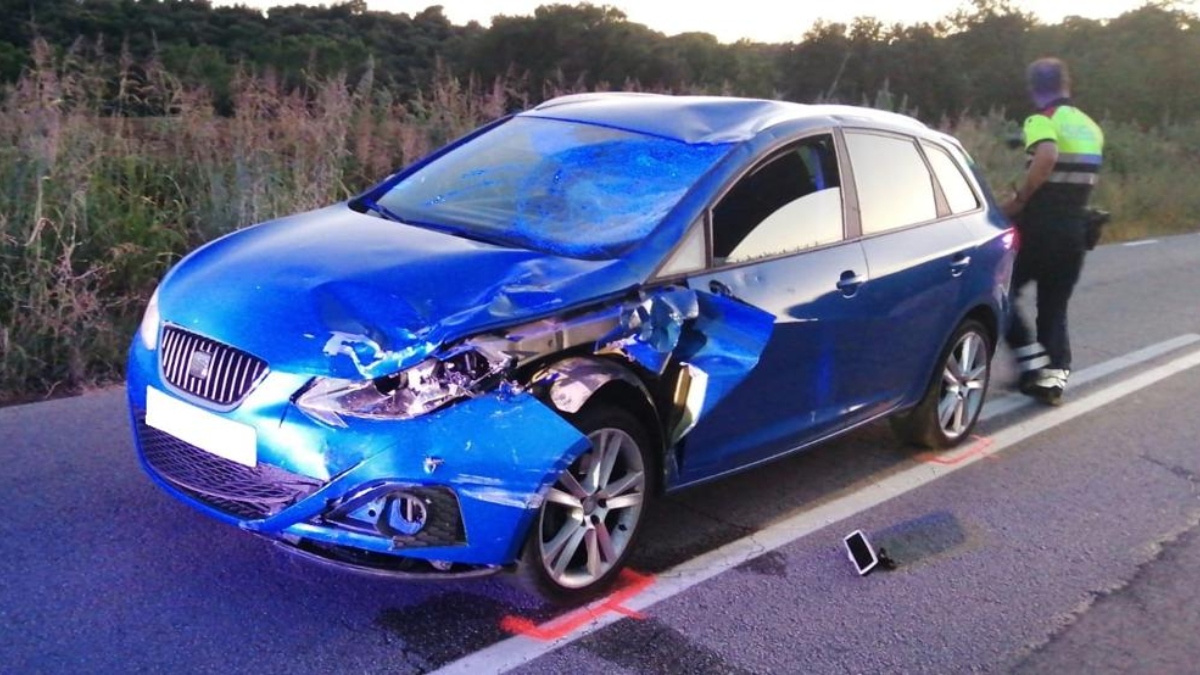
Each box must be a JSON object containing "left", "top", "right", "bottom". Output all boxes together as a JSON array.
[{"left": 127, "top": 93, "right": 1014, "bottom": 601}]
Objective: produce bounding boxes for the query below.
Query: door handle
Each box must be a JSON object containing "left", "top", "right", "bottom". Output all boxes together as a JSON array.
[
  {"left": 950, "top": 253, "right": 972, "bottom": 277},
  {"left": 836, "top": 270, "right": 865, "bottom": 297}
]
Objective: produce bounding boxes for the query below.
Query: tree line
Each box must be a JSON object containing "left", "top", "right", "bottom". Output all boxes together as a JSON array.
[{"left": 1, "top": 0, "right": 1198, "bottom": 125}]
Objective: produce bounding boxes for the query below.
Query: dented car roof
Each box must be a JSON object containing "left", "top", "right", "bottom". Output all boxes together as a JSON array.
[{"left": 524, "top": 93, "right": 930, "bottom": 144}]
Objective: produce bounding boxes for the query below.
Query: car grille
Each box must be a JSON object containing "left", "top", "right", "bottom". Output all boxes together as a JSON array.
[
  {"left": 135, "top": 410, "right": 323, "bottom": 520},
  {"left": 159, "top": 325, "right": 268, "bottom": 407}
]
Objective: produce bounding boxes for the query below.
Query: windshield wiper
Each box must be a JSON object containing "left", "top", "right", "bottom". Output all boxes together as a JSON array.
[
  {"left": 396, "top": 215, "right": 515, "bottom": 248},
  {"left": 349, "top": 195, "right": 408, "bottom": 224},
  {"left": 350, "top": 196, "right": 512, "bottom": 248}
]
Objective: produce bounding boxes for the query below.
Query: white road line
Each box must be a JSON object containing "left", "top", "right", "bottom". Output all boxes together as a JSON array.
[
  {"left": 1123, "top": 240, "right": 1160, "bottom": 247},
  {"left": 982, "top": 333, "right": 1200, "bottom": 419},
  {"left": 433, "top": 339, "right": 1200, "bottom": 675}
]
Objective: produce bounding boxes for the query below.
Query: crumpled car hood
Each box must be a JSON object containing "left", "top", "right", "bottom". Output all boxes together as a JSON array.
[{"left": 157, "top": 205, "right": 640, "bottom": 379}]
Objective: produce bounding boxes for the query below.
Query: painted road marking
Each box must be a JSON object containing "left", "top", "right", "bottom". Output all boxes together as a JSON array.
[
  {"left": 981, "top": 333, "right": 1200, "bottom": 420},
  {"left": 433, "top": 337, "right": 1200, "bottom": 675},
  {"left": 1123, "top": 239, "right": 1160, "bottom": 247},
  {"left": 500, "top": 570, "right": 654, "bottom": 641},
  {"left": 915, "top": 435, "right": 995, "bottom": 466}
]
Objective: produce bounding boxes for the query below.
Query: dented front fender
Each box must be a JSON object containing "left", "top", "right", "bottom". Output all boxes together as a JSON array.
[{"left": 531, "top": 356, "right": 656, "bottom": 415}]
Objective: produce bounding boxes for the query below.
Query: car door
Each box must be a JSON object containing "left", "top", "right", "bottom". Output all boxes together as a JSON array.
[
  {"left": 675, "top": 133, "right": 874, "bottom": 483},
  {"left": 839, "top": 130, "right": 979, "bottom": 414}
]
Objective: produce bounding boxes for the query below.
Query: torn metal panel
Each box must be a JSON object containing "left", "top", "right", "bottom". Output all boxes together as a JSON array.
[
  {"left": 597, "top": 286, "right": 700, "bottom": 375},
  {"left": 672, "top": 290, "right": 776, "bottom": 421},
  {"left": 466, "top": 305, "right": 623, "bottom": 369},
  {"left": 590, "top": 286, "right": 773, "bottom": 435},
  {"left": 530, "top": 285, "right": 773, "bottom": 445},
  {"left": 321, "top": 330, "right": 437, "bottom": 381},
  {"left": 670, "top": 363, "right": 710, "bottom": 444},
  {"left": 302, "top": 283, "right": 773, "bottom": 456},
  {"left": 530, "top": 357, "right": 655, "bottom": 415},
  {"left": 588, "top": 286, "right": 777, "bottom": 445},
  {"left": 299, "top": 301, "right": 634, "bottom": 428}
]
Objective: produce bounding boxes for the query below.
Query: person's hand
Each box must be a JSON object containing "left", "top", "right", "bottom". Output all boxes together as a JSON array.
[{"left": 1002, "top": 196, "right": 1024, "bottom": 219}]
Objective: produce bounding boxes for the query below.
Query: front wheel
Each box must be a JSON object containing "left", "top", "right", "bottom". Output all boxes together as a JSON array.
[
  {"left": 515, "top": 404, "right": 654, "bottom": 604},
  {"left": 891, "top": 319, "right": 992, "bottom": 449}
]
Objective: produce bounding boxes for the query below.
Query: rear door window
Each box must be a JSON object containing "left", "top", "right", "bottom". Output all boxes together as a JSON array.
[{"left": 844, "top": 132, "right": 938, "bottom": 235}]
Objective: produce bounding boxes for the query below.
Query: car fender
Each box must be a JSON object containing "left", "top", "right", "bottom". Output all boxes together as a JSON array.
[{"left": 530, "top": 355, "right": 656, "bottom": 417}]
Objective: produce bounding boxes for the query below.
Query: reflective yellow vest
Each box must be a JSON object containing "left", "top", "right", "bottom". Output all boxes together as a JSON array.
[{"left": 1022, "top": 103, "right": 1104, "bottom": 218}]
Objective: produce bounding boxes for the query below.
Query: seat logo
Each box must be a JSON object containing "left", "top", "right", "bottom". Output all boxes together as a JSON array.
[{"left": 187, "top": 350, "right": 214, "bottom": 380}]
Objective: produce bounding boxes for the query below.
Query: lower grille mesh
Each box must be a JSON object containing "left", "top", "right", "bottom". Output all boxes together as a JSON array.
[{"left": 135, "top": 410, "right": 323, "bottom": 520}]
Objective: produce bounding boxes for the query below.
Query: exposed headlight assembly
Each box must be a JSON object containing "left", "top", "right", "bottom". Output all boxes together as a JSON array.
[{"left": 297, "top": 347, "right": 511, "bottom": 426}]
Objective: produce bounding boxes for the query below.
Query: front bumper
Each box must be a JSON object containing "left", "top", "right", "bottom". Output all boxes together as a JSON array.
[{"left": 126, "top": 337, "right": 590, "bottom": 572}]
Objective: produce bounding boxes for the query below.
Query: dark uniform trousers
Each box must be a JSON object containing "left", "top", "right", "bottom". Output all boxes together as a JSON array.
[{"left": 1006, "top": 213, "right": 1087, "bottom": 371}]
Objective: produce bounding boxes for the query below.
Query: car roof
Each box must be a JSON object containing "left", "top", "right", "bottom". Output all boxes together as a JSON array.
[{"left": 523, "top": 92, "right": 931, "bottom": 145}]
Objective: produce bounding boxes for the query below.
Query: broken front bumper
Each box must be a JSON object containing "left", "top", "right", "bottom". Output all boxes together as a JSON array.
[{"left": 126, "top": 340, "right": 592, "bottom": 573}]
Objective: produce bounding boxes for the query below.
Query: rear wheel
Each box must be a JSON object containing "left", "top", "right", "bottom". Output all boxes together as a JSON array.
[
  {"left": 515, "top": 404, "right": 653, "bottom": 604},
  {"left": 890, "top": 319, "right": 992, "bottom": 449}
]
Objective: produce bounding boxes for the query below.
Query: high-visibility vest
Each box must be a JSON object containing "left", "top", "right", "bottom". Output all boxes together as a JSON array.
[{"left": 1022, "top": 102, "right": 1104, "bottom": 218}]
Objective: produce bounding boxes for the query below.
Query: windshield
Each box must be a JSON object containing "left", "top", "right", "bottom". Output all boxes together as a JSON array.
[{"left": 375, "top": 117, "right": 732, "bottom": 259}]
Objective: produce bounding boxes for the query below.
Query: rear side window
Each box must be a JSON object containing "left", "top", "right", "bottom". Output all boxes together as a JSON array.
[
  {"left": 844, "top": 132, "right": 937, "bottom": 235},
  {"left": 924, "top": 143, "right": 980, "bottom": 214}
]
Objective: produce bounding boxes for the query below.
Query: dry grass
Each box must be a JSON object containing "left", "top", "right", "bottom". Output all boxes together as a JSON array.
[
  {"left": 1, "top": 45, "right": 1197, "bottom": 402},
  {"left": 0, "top": 42, "right": 490, "bottom": 403}
]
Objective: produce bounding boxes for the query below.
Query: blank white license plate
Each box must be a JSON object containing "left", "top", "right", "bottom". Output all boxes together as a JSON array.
[{"left": 145, "top": 386, "right": 257, "bottom": 467}]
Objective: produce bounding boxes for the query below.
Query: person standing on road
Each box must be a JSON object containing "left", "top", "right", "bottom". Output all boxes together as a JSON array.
[{"left": 1003, "top": 57, "right": 1104, "bottom": 405}]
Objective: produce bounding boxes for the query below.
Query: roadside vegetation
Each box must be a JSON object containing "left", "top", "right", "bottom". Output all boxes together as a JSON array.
[{"left": 2, "top": 0, "right": 1199, "bottom": 404}]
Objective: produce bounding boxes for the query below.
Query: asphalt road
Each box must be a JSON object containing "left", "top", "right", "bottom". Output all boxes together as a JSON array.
[{"left": 3, "top": 233, "right": 1200, "bottom": 674}]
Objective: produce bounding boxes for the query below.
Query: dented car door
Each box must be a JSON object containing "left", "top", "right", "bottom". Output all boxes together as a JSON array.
[
  {"left": 670, "top": 134, "right": 870, "bottom": 483},
  {"left": 677, "top": 242, "right": 870, "bottom": 482}
]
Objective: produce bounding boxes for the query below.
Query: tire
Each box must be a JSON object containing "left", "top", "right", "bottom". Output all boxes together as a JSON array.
[
  {"left": 890, "top": 319, "right": 993, "bottom": 449},
  {"left": 514, "top": 404, "right": 654, "bottom": 604}
]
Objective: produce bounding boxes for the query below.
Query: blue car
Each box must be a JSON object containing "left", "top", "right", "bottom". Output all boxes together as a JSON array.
[{"left": 127, "top": 93, "right": 1014, "bottom": 602}]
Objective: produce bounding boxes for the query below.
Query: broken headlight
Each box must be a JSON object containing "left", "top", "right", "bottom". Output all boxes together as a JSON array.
[{"left": 296, "top": 348, "right": 509, "bottom": 425}]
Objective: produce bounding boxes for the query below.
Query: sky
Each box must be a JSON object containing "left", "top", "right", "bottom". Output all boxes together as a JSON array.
[{"left": 211, "top": 0, "right": 1193, "bottom": 44}]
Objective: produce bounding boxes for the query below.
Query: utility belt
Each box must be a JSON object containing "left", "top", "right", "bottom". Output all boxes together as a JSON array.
[{"left": 1017, "top": 206, "right": 1110, "bottom": 251}]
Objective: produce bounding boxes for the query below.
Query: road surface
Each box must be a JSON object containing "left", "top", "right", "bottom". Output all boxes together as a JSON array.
[{"left": 3, "top": 233, "right": 1200, "bottom": 674}]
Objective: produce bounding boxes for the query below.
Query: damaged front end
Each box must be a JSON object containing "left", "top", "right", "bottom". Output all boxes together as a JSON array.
[
  {"left": 296, "top": 283, "right": 774, "bottom": 460},
  {"left": 129, "top": 281, "right": 774, "bottom": 580}
]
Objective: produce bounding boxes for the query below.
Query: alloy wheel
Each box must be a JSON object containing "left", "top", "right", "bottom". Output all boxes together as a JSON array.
[
  {"left": 937, "top": 330, "right": 989, "bottom": 440},
  {"left": 536, "top": 427, "right": 646, "bottom": 589}
]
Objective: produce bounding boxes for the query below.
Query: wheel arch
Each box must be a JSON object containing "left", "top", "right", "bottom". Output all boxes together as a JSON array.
[
  {"left": 961, "top": 302, "right": 999, "bottom": 352},
  {"left": 529, "top": 355, "right": 667, "bottom": 488},
  {"left": 898, "top": 302, "right": 998, "bottom": 416}
]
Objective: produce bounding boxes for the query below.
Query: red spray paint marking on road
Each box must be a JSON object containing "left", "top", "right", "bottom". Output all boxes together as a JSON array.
[
  {"left": 500, "top": 569, "right": 655, "bottom": 641},
  {"left": 915, "top": 435, "right": 996, "bottom": 466}
]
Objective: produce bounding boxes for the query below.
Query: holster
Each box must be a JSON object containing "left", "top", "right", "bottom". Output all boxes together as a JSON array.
[{"left": 1083, "top": 208, "right": 1111, "bottom": 251}]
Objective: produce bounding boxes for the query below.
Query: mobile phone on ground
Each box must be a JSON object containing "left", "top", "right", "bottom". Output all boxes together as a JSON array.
[{"left": 844, "top": 529, "right": 879, "bottom": 576}]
